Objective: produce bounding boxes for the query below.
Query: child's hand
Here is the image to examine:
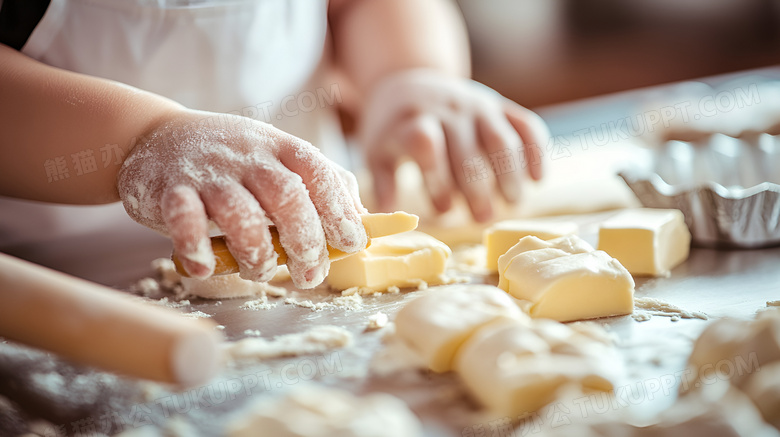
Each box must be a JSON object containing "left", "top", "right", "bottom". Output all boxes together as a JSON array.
[
  {"left": 359, "top": 70, "right": 549, "bottom": 222},
  {"left": 118, "top": 110, "right": 367, "bottom": 289}
]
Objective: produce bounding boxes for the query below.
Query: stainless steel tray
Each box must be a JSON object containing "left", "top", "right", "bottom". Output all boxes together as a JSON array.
[{"left": 621, "top": 133, "right": 780, "bottom": 249}]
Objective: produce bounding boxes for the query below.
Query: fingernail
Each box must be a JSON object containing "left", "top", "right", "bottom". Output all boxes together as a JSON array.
[
  {"left": 185, "top": 263, "right": 213, "bottom": 280},
  {"left": 239, "top": 255, "right": 278, "bottom": 282},
  {"left": 183, "top": 238, "right": 215, "bottom": 279},
  {"left": 474, "top": 206, "right": 493, "bottom": 223},
  {"left": 433, "top": 194, "right": 452, "bottom": 213},
  {"left": 302, "top": 262, "right": 329, "bottom": 289},
  {"left": 339, "top": 218, "right": 368, "bottom": 252}
]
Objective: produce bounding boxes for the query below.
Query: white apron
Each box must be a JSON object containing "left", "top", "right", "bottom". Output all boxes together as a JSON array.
[{"left": 1, "top": 0, "right": 337, "bottom": 253}]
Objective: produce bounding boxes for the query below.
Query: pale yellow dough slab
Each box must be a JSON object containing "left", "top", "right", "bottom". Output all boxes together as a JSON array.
[
  {"left": 394, "top": 284, "right": 529, "bottom": 373},
  {"left": 454, "top": 319, "right": 614, "bottom": 418},
  {"left": 361, "top": 211, "right": 420, "bottom": 239},
  {"left": 327, "top": 231, "right": 451, "bottom": 291},
  {"left": 502, "top": 249, "right": 634, "bottom": 322},
  {"left": 483, "top": 219, "right": 579, "bottom": 272},
  {"left": 598, "top": 208, "right": 691, "bottom": 277},
  {"left": 497, "top": 235, "right": 595, "bottom": 290}
]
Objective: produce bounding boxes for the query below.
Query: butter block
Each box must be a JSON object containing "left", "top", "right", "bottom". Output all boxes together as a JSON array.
[
  {"left": 502, "top": 250, "right": 634, "bottom": 322},
  {"left": 598, "top": 208, "right": 691, "bottom": 277},
  {"left": 327, "top": 231, "right": 451, "bottom": 291},
  {"left": 483, "top": 220, "right": 579, "bottom": 272},
  {"left": 394, "top": 285, "right": 529, "bottom": 373},
  {"left": 361, "top": 211, "right": 419, "bottom": 238},
  {"left": 497, "top": 235, "right": 595, "bottom": 290},
  {"left": 454, "top": 320, "right": 614, "bottom": 417}
]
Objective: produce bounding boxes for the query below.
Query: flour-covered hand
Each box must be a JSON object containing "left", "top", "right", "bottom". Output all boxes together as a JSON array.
[{"left": 118, "top": 110, "right": 367, "bottom": 289}]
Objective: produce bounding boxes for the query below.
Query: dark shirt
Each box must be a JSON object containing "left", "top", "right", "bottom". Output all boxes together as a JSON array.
[{"left": 0, "top": 0, "right": 51, "bottom": 50}]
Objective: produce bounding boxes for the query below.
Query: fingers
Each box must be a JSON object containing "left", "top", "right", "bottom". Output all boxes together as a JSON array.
[
  {"left": 335, "top": 164, "right": 369, "bottom": 214},
  {"left": 278, "top": 139, "right": 368, "bottom": 255},
  {"left": 243, "top": 162, "right": 329, "bottom": 289},
  {"left": 477, "top": 111, "right": 523, "bottom": 203},
  {"left": 504, "top": 101, "right": 550, "bottom": 181},
  {"left": 201, "top": 181, "right": 277, "bottom": 282},
  {"left": 443, "top": 121, "right": 494, "bottom": 222},
  {"left": 161, "top": 185, "right": 214, "bottom": 279},
  {"left": 396, "top": 113, "right": 453, "bottom": 213},
  {"left": 366, "top": 149, "right": 398, "bottom": 213}
]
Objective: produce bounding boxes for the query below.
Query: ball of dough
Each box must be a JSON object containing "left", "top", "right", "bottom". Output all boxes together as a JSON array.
[
  {"left": 453, "top": 320, "right": 614, "bottom": 418},
  {"left": 394, "top": 284, "right": 529, "bottom": 373}
]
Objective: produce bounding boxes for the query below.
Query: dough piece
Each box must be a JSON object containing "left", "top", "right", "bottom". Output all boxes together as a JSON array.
[
  {"left": 483, "top": 219, "right": 579, "bottom": 272},
  {"left": 361, "top": 211, "right": 420, "bottom": 238},
  {"left": 497, "top": 235, "right": 595, "bottom": 290},
  {"left": 684, "top": 311, "right": 780, "bottom": 392},
  {"left": 227, "top": 385, "right": 423, "bottom": 437},
  {"left": 540, "top": 381, "right": 780, "bottom": 437},
  {"left": 327, "top": 231, "right": 451, "bottom": 292},
  {"left": 181, "top": 274, "right": 285, "bottom": 299},
  {"left": 224, "top": 325, "right": 353, "bottom": 361},
  {"left": 394, "top": 284, "right": 529, "bottom": 372},
  {"left": 454, "top": 319, "right": 613, "bottom": 418},
  {"left": 652, "top": 382, "right": 780, "bottom": 437},
  {"left": 744, "top": 361, "right": 780, "bottom": 430},
  {"left": 502, "top": 249, "right": 634, "bottom": 322},
  {"left": 598, "top": 208, "right": 691, "bottom": 277}
]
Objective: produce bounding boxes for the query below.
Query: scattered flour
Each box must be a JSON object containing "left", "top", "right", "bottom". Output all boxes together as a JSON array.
[
  {"left": 181, "top": 310, "right": 212, "bottom": 319},
  {"left": 284, "top": 294, "right": 364, "bottom": 312},
  {"left": 367, "top": 312, "right": 389, "bottom": 330},
  {"left": 224, "top": 325, "right": 353, "bottom": 361},
  {"left": 339, "top": 280, "right": 429, "bottom": 297},
  {"left": 243, "top": 329, "right": 262, "bottom": 337},
  {"left": 148, "top": 297, "right": 191, "bottom": 309},
  {"left": 240, "top": 296, "right": 277, "bottom": 311},
  {"left": 632, "top": 312, "right": 652, "bottom": 322},
  {"left": 129, "top": 277, "right": 160, "bottom": 296},
  {"left": 151, "top": 258, "right": 182, "bottom": 289},
  {"left": 632, "top": 297, "right": 708, "bottom": 322},
  {"left": 128, "top": 258, "right": 186, "bottom": 299}
]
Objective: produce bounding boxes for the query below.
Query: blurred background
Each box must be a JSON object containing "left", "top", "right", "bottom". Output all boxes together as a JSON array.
[{"left": 457, "top": 0, "right": 780, "bottom": 108}]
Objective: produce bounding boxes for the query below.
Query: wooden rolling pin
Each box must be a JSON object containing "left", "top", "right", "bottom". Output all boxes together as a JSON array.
[
  {"left": 0, "top": 253, "right": 223, "bottom": 387},
  {"left": 172, "top": 211, "right": 419, "bottom": 277}
]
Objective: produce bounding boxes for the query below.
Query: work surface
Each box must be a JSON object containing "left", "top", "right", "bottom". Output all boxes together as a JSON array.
[{"left": 2, "top": 68, "right": 780, "bottom": 436}]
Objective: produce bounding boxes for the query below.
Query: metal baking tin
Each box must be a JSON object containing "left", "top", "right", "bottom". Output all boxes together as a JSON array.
[{"left": 620, "top": 133, "right": 780, "bottom": 249}]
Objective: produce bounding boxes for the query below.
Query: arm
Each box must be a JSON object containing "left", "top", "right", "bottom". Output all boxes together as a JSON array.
[
  {"left": 329, "top": 0, "right": 470, "bottom": 92},
  {"left": 0, "top": 43, "right": 182, "bottom": 204},
  {"left": 0, "top": 45, "right": 367, "bottom": 289}
]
